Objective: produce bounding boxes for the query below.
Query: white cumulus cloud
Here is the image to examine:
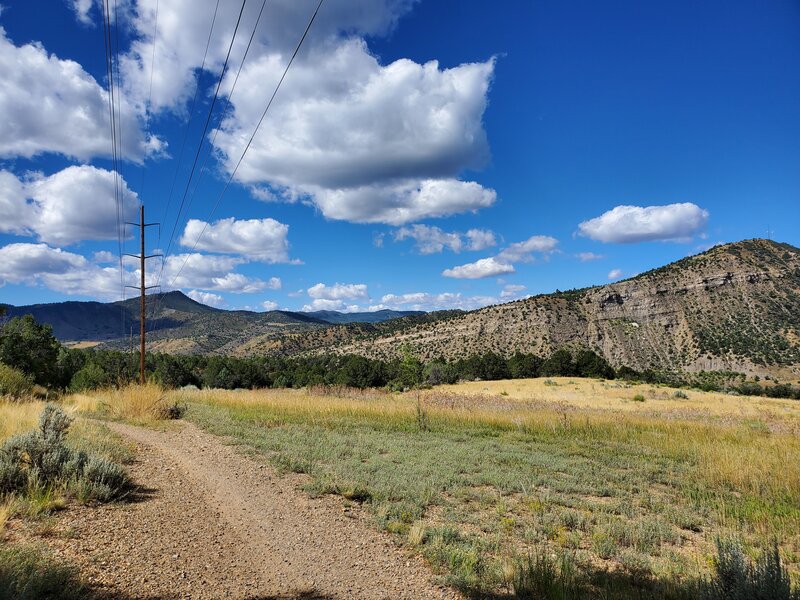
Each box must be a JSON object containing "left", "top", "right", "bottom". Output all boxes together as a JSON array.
[
  {"left": 69, "top": 0, "right": 95, "bottom": 25},
  {"left": 186, "top": 290, "right": 225, "bottom": 307},
  {"left": 211, "top": 31, "right": 496, "bottom": 225},
  {"left": 179, "top": 217, "right": 294, "bottom": 263},
  {"left": 0, "top": 166, "right": 139, "bottom": 246},
  {"left": 306, "top": 179, "right": 496, "bottom": 226},
  {"left": 0, "top": 27, "right": 154, "bottom": 161},
  {"left": 497, "top": 235, "right": 559, "bottom": 263},
  {"left": 393, "top": 224, "right": 496, "bottom": 255},
  {"left": 576, "top": 251, "right": 604, "bottom": 262},
  {"left": 369, "top": 292, "right": 498, "bottom": 312},
  {"left": 119, "top": 0, "right": 418, "bottom": 113},
  {"left": 608, "top": 269, "right": 623, "bottom": 280},
  {"left": 500, "top": 284, "right": 527, "bottom": 299},
  {"left": 442, "top": 235, "right": 557, "bottom": 279},
  {"left": 87, "top": 1, "right": 496, "bottom": 225},
  {"left": 465, "top": 229, "right": 497, "bottom": 251},
  {"left": 0, "top": 170, "right": 29, "bottom": 235},
  {"left": 578, "top": 203, "right": 709, "bottom": 243},
  {"left": 442, "top": 257, "right": 515, "bottom": 279},
  {"left": 152, "top": 253, "right": 279, "bottom": 294},
  {"left": 307, "top": 282, "right": 368, "bottom": 301},
  {"left": 302, "top": 298, "right": 362, "bottom": 313},
  {"left": 0, "top": 243, "right": 124, "bottom": 299}
]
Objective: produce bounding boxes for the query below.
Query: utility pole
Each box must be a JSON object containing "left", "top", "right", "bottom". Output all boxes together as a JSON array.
[{"left": 125, "top": 205, "right": 161, "bottom": 385}]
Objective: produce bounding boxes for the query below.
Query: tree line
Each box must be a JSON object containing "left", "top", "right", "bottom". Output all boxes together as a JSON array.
[{"left": 2, "top": 312, "right": 800, "bottom": 400}]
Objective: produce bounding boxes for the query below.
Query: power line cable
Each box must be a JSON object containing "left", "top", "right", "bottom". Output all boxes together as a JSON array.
[
  {"left": 138, "top": 0, "right": 160, "bottom": 207},
  {"left": 149, "top": 0, "right": 268, "bottom": 322},
  {"left": 101, "top": 0, "right": 126, "bottom": 337},
  {"left": 158, "top": 0, "right": 248, "bottom": 269},
  {"left": 180, "top": 0, "right": 269, "bottom": 231},
  {"left": 143, "top": 0, "right": 222, "bottom": 338},
  {"left": 168, "top": 0, "right": 325, "bottom": 291},
  {"left": 148, "top": 0, "right": 247, "bottom": 328},
  {"left": 157, "top": 0, "right": 221, "bottom": 245}
]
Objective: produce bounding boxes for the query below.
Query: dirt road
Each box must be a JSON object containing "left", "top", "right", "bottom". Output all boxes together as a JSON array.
[{"left": 43, "top": 421, "right": 459, "bottom": 599}]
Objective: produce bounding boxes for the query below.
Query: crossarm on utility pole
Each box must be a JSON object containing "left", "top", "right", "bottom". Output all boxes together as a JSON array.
[{"left": 124, "top": 205, "right": 160, "bottom": 385}]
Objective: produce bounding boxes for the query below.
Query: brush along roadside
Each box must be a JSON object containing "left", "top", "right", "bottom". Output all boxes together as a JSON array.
[{"left": 0, "top": 403, "right": 134, "bottom": 599}]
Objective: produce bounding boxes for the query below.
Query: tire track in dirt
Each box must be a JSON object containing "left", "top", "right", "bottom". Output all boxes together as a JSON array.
[{"left": 45, "top": 421, "right": 460, "bottom": 599}]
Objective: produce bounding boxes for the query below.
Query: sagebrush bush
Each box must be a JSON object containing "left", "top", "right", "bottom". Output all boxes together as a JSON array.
[
  {"left": 0, "top": 363, "right": 33, "bottom": 399},
  {"left": 700, "top": 539, "right": 800, "bottom": 600},
  {"left": 0, "top": 404, "right": 129, "bottom": 502}
]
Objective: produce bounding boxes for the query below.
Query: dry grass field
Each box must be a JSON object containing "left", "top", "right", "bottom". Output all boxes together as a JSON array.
[
  {"left": 439, "top": 377, "right": 800, "bottom": 424},
  {"left": 149, "top": 378, "right": 800, "bottom": 598},
  {"left": 3, "top": 378, "right": 799, "bottom": 598}
]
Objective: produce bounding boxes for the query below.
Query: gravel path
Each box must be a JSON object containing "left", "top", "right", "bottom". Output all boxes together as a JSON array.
[{"left": 42, "top": 421, "right": 460, "bottom": 599}]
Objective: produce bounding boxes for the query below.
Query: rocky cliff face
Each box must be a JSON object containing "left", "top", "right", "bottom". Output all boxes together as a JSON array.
[{"left": 326, "top": 239, "right": 800, "bottom": 377}]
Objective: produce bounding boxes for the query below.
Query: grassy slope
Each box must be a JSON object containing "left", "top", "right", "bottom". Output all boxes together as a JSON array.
[{"left": 182, "top": 380, "right": 800, "bottom": 598}]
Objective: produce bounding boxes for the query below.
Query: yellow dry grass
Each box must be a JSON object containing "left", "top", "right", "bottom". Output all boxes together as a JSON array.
[
  {"left": 176, "top": 386, "right": 412, "bottom": 421},
  {"left": 0, "top": 497, "right": 12, "bottom": 535},
  {"left": 438, "top": 376, "right": 800, "bottom": 425},
  {"left": 70, "top": 383, "right": 172, "bottom": 424},
  {"left": 423, "top": 379, "right": 800, "bottom": 503},
  {"left": 0, "top": 399, "right": 45, "bottom": 442},
  {"left": 63, "top": 340, "right": 102, "bottom": 349}
]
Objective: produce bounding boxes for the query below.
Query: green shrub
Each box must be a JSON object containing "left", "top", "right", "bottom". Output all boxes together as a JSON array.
[
  {"left": 632, "top": 394, "right": 646, "bottom": 402},
  {"left": 700, "top": 539, "right": 800, "bottom": 600},
  {"left": 673, "top": 390, "right": 689, "bottom": 399},
  {"left": 0, "top": 404, "right": 129, "bottom": 501},
  {"left": 0, "top": 362, "right": 33, "bottom": 399},
  {"left": 0, "top": 315, "right": 61, "bottom": 388},
  {"left": 68, "top": 362, "right": 113, "bottom": 392}
]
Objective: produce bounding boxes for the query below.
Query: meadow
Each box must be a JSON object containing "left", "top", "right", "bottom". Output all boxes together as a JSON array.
[
  {"left": 3, "top": 377, "right": 799, "bottom": 598},
  {"left": 155, "top": 377, "right": 800, "bottom": 598}
]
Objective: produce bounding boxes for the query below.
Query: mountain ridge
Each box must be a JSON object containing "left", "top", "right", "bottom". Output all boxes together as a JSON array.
[
  {"left": 2, "top": 239, "right": 799, "bottom": 378},
  {"left": 0, "top": 291, "right": 429, "bottom": 350},
  {"left": 309, "top": 239, "right": 800, "bottom": 378}
]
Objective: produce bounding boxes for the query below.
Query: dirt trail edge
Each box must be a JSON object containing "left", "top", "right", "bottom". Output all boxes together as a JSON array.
[{"left": 51, "top": 421, "right": 461, "bottom": 600}]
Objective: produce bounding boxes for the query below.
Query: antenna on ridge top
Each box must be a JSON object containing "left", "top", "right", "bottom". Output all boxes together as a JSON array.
[{"left": 124, "top": 205, "right": 162, "bottom": 385}]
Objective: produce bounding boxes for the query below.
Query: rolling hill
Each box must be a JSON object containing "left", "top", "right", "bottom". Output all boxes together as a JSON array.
[{"left": 298, "top": 239, "right": 800, "bottom": 378}]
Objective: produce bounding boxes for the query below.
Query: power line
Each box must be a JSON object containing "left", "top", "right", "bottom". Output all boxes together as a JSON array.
[
  {"left": 146, "top": 0, "right": 238, "bottom": 335},
  {"left": 143, "top": 0, "right": 222, "bottom": 339},
  {"left": 158, "top": 0, "right": 248, "bottom": 271},
  {"left": 138, "top": 0, "right": 160, "bottom": 207},
  {"left": 149, "top": 0, "right": 268, "bottom": 321},
  {"left": 168, "top": 0, "right": 325, "bottom": 291},
  {"left": 158, "top": 0, "right": 221, "bottom": 244},
  {"left": 179, "top": 0, "right": 269, "bottom": 235},
  {"left": 100, "top": 0, "right": 126, "bottom": 338}
]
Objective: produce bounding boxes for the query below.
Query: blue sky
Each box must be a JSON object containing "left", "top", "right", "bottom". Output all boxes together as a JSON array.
[{"left": 0, "top": 0, "right": 798, "bottom": 313}]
